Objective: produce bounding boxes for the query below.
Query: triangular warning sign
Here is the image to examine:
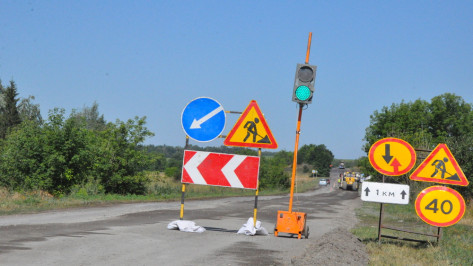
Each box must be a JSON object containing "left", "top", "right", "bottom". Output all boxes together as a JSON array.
[
  {"left": 410, "top": 144, "right": 469, "bottom": 186},
  {"left": 224, "top": 100, "right": 278, "bottom": 149}
]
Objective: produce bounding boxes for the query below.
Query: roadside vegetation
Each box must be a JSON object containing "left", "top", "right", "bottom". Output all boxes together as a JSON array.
[
  {"left": 0, "top": 79, "right": 326, "bottom": 215},
  {"left": 357, "top": 93, "right": 473, "bottom": 201},
  {"left": 352, "top": 92, "right": 473, "bottom": 265},
  {"left": 0, "top": 170, "right": 318, "bottom": 215},
  {"left": 2, "top": 79, "right": 472, "bottom": 265},
  {"left": 353, "top": 201, "right": 473, "bottom": 265}
]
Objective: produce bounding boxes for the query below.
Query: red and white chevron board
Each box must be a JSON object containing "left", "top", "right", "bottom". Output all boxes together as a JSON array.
[{"left": 181, "top": 150, "right": 260, "bottom": 189}]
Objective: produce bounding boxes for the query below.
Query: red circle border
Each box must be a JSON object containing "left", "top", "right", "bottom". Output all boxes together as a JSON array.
[
  {"left": 368, "top": 138, "right": 416, "bottom": 176},
  {"left": 415, "top": 186, "right": 466, "bottom": 227}
]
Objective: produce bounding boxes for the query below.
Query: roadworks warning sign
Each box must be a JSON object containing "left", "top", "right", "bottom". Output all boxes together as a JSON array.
[
  {"left": 410, "top": 144, "right": 468, "bottom": 186},
  {"left": 224, "top": 100, "right": 277, "bottom": 149}
]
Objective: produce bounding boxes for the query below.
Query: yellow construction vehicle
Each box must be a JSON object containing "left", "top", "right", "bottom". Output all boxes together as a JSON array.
[{"left": 339, "top": 172, "right": 360, "bottom": 191}]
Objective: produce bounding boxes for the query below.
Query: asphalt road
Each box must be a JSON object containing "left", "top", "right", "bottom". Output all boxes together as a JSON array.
[{"left": 0, "top": 169, "right": 361, "bottom": 265}]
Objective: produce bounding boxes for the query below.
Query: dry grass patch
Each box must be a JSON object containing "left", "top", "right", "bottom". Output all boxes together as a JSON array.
[
  {"left": 366, "top": 243, "right": 450, "bottom": 266},
  {"left": 0, "top": 172, "right": 318, "bottom": 215},
  {"left": 354, "top": 201, "right": 473, "bottom": 265}
]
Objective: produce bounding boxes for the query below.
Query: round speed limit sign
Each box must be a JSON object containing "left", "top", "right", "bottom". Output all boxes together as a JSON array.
[{"left": 415, "top": 186, "right": 466, "bottom": 227}]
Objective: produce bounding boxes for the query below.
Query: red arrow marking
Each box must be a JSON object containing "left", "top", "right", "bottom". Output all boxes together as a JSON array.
[
  {"left": 235, "top": 157, "right": 259, "bottom": 189},
  {"left": 391, "top": 158, "right": 402, "bottom": 174},
  {"left": 369, "top": 138, "right": 417, "bottom": 176},
  {"left": 198, "top": 153, "right": 232, "bottom": 187},
  {"left": 182, "top": 150, "right": 260, "bottom": 189}
]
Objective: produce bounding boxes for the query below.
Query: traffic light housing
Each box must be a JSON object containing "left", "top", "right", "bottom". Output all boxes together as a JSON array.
[{"left": 292, "top": 63, "right": 317, "bottom": 104}]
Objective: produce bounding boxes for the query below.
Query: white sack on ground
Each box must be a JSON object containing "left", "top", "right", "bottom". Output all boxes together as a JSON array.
[
  {"left": 167, "top": 220, "right": 206, "bottom": 233},
  {"left": 237, "top": 217, "right": 268, "bottom": 236}
]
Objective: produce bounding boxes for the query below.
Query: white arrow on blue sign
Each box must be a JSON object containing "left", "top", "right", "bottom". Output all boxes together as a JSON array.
[
  {"left": 181, "top": 97, "right": 226, "bottom": 142},
  {"left": 361, "top": 181, "right": 410, "bottom": 205}
]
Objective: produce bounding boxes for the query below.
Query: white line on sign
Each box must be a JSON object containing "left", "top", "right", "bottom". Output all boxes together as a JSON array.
[
  {"left": 183, "top": 151, "right": 209, "bottom": 185},
  {"left": 221, "top": 155, "right": 245, "bottom": 188},
  {"left": 181, "top": 150, "right": 260, "bottom": 189},
  {"left": 190, "top": 106, "right": 224, "bottom": 129},
  {"left": 361, "top": 181, "right": 410, "bottom": 205}
]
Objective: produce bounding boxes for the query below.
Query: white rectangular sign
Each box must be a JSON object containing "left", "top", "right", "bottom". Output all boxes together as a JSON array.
[{"left": 361, "top": 181, "right": 410, "bottom": 205}]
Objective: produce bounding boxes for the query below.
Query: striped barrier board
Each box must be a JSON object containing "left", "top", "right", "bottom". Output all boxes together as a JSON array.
[{"left": 181, "top": 150, "right": 260, "bottom": 189}]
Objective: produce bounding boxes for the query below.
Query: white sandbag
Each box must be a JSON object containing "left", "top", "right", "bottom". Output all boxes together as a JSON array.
[
  {"left": 237, "top": 217, "right": 268, "bottom": 236},
  {"left": 167, "top": 220, "right": 206, "bottom": 233}
]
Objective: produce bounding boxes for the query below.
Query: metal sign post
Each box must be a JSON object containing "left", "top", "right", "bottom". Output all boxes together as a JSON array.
[
  {"left": 370, "top": 143, "right": 449, "bottom": 244},
  {"left": 180, "top": 136, "right": 190, "bottom": 220},
  {"left": 179, "top": 100, "right": 267, "bottom": 230},
  {"left": 253, "top": 148, "right": 262, "bottom": 227}
]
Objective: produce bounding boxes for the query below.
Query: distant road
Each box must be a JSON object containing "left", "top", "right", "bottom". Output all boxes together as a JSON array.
[{"left": 0, "top": 169, "right": 361, "bottom": 265}]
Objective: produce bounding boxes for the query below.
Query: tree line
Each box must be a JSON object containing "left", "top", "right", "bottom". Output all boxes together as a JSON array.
[
  {"left": 0, "top": 79, "right": 335, "bottom": 196},
  {"left": 142, "top": 143, "right": 334, "bottom": 190},
  {"left": 7, "top": 79, "right": 470, "bottom": 201},
  {"left": 0, "top": 80, "right": 153, "bottom": 196}
]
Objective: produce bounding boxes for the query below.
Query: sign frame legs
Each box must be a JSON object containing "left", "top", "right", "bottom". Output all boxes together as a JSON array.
[
  {"left": 180, "top": 183, "right": 186, "bottom": 220},
  {"left": 378, "top": 202, "right": 384, "bottom": 244},
  {"left": 179, "top": 136, "right": 190, "bottom": 220},
  {"left": 377, "top": 175, "right": 443, "bottom": 244},
  {"left": 253, "top": 148, "right": 262, "bottom": 227}
]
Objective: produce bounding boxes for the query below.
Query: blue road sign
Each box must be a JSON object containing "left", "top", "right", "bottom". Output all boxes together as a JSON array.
[{"left": 181, "top": 97, "right": 226, "bottom": 142}]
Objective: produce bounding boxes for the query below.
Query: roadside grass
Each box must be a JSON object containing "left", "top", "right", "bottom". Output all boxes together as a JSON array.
[
  {"left": 353, "top": 201, "right": 473, "bottom": 265},
  {"left": 0, "top": 171, "right": 319, "bottom": 215}
]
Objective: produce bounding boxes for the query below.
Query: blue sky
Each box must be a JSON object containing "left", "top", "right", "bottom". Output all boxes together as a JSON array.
[{"left": 1, "top": 1, "right": 472, "bottom": 159}]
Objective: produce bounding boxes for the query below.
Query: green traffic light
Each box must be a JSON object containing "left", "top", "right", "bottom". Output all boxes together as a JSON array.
[{"left": 295, "top": 85, "right": 311, "bottom": 101}]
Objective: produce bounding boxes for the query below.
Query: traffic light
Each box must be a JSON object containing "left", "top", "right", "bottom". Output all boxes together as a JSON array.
[{"left": 292, "top": 63, "right": 317, "bottom": 104}]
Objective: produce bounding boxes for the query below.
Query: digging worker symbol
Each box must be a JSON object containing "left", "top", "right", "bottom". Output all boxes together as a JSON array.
[
  {"left": 430, "top": 157, "right": 461, "bottom": 181},
  {"left": 244, "top": 118, "right": 260, "bottom": 142},
  {"left": 431, "top": 157, "right": 449, "bottom": 179},
  {"left": 243, "top": 118, "right": 271, "bottom": 144}
]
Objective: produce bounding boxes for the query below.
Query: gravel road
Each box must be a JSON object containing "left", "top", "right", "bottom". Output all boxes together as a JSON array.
[{"left": 0, "top": 170, "right": 369, "bottom": 265}]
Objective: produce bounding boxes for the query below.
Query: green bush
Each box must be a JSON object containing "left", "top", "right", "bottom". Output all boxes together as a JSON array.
[
  {"left": 0, "top": 108, "right": 154, "bottom": 196},
  {"left": 103, "top": 173, "right": 149, "bottom": 195},
  {"left": 165, "top": 167, "right": 181, "bottom": 180},
  {"left": 259, "top": 157, "right": 290, "bottom": 190}
]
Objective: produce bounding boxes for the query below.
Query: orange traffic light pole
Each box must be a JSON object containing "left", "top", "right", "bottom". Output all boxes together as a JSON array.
[
  {"left": 305, "top": 32, "right": 312, "bottom": 64},
  {"left": 274, "top": 33, "right": 312, "bottom": 239},
  {"left": 288, "top": 105, "right": 303, "bottom": 213},
  {"left": 289, "top": 32, "right": 311, "bottom": 213}
]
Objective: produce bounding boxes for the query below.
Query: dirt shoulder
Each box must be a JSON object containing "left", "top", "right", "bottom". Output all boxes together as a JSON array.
[
  {"left": 0, "top": 176, "right": 370, "bottom": 265},
  {"left": 291, "top": 227, "right": 369, "bottom": 265},
  {"left": 292, "top": 170, "right": 370, "bottom": 265}
]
